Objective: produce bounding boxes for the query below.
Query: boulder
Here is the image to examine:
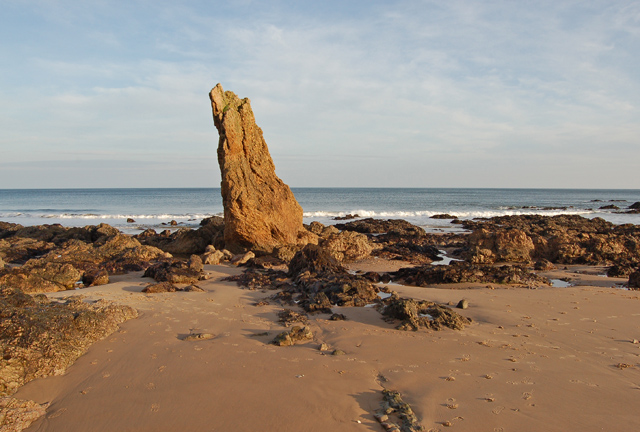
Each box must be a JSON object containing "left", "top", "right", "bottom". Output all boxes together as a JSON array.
[
  {"left": 143, "top": 259, "right": 204, "bottom": 285},
  {"left": 230, "top": 251, "right": 255, "bottom": 266},
  {"left": 209, "top": 83, "right": 317, "bottom": 253},
  {"left": 321, "top": 231, "right": 374, "bottom": 262},
  {"left": 629, "top": 202, "right": 640, "bottom": 210},
  {"left": 202, "top": 250, "right": 224, "bottom": 265},
  {"left": 335, "top": 218, "right": 426, "bottom": 237},
  {"left": 288, "top": 244, "right": 345, "bottom": 277}
]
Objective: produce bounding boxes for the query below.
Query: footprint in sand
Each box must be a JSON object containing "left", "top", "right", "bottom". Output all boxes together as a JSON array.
[
  {"left": 492, "top": 406, "right": 505, "bottom": 415},
  {"left": 151, "top": 404, "right": 160, "bottom": 412},
  {"left": 146, "top": 382, "right": 156, "bottom": 390}
]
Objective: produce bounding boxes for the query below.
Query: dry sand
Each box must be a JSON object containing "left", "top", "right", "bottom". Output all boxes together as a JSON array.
[{"left": 13, "top": 263, "right": 640, "bottom": 432}]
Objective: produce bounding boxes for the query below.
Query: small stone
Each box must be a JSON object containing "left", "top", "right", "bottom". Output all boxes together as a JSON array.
[
  {"left": 319, "top": 343, "right": 330, "bottom": 351},
  {"left": 183, "top": 333, "right": 215, "bottom": 341},
  {"left": 456, "top": 299, "right": 469, "bottom": 309},
  {"left": 332, "top": 349, "right": 346, "bottom": 356}
]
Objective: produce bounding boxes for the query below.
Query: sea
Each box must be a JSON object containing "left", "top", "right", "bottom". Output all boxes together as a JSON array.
[{"left": 1, "top": 188, "right": 639, "bottom": 235}]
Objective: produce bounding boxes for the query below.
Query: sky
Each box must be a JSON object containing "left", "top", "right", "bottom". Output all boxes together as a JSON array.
[{"left": 1, "top": 0, "right": 639, "bottom": 189}]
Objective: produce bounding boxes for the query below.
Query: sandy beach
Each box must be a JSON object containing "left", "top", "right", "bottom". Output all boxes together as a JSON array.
[{"left": 10, "top": 261, "right": 639, "bottom": 432}]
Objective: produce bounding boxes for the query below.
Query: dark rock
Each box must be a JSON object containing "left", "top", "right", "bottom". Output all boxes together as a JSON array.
[
  {"left": 607, "top": 264, "right": 638, "bottom": 278},
  {"left": 142, "top": 282, "right": 177, "bottom": 293},
  {"left": 534, "top": 259, "right": 556, "bottom": 271},
  {"left": 330, "top": 313, "right": 347, "bottom": 321},
  {"left": 333, "top": 214, "right": 360, "bottom": 221},
  {"left": 430, "top": 214, "right": 458, "bottom": 219},
  {"left": 143, "top": 258, "right": 205, "bottom": 284},
  {"left": 126, "top": 218, "right": 135, "bottom": 223},
  {"left": 629, "top": 202, "right": 640, "bottom": 210},
  {"left": 456, "top": 299, "right": 469, "bottom": 309},
  {"left": 382, "top": 297, "right": 470, "bottom": 331},
  {"left": 271, "top": 326, "right": 313, "bottom": 346},
  {"left": 392, "top": 261, "right": 549, "bottom": 286},
  {"left": 331, "top": 349, "right": 346, "bottom": 355},
  {"left": 82, "top": 268, "right": 109, "bottom": 287},
  {"left": 288, "top": 244, "right": 345, "bottom": 277},
  {"left": 335, "top": 218, "right": 426, "bottom": 237},
  {"left": 170, "top": 220, "right": 178, "bottom": 226},
  {"left": 209, "top": 83, "right": 318, "bottom": 253},
  {"left": 629, "top": 269, "right": 640, "bottom": 290},
  {"left": 599, "top": 205, "right": 620, "bottom": 210}
]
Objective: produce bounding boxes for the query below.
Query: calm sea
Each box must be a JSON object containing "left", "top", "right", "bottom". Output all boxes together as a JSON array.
[{"left": 1, "top": 188, "right": 639, "bottom": 234}]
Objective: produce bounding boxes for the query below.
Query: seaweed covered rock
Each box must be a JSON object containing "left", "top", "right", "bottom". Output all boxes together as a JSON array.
[
  {"left": 210, "top": 83, "right": 317, "bottom": 253},
  {"left": 382, "top": 298, "right": 470, "bottom": 331},
  {"left": 392, "top": 262, "right": 550, "bottom": 286},
  {"left": 0, "top": 286, "right": 138, "bottom": 397}
]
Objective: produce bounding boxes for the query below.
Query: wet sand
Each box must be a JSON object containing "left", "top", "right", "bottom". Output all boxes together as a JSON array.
[{"left": 13, "top": 263, "right": 640, "bottom": 432}]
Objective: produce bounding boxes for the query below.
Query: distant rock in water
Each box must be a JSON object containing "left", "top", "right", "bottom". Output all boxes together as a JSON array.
[{"left": 209, "top": 83, "right": 317, "bottom": 253}]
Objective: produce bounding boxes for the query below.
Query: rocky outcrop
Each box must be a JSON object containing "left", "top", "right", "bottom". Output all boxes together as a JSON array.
[
  {"left": 135, "top": 216, "right": 225, "bottom": 255},
  {"left": 462, "top": 215, "right": 640, "bottom": 267},
  {"left": 0, "top": 232, "right": 170, "bottom": 293},
  {"left": 0, "top": 287, "right": 137, "bottom": 397},
  {"left": 209, "top": 83, "right": 317, "bottom": 253}
]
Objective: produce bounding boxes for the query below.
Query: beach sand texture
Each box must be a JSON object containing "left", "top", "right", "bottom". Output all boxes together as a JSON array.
[{"left": 11, "top": 262, "right": 640, "bottom": 432}]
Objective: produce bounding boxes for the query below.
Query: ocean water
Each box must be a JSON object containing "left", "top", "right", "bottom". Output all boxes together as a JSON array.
[{"left": 1, "top": 188, "right": 639, "bottom": 234}]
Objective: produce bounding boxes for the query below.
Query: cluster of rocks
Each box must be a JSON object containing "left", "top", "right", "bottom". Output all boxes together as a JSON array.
[
  {"left": 227, "top": 243, "right": 471, "bottom": 332},
  {"left": 459, "top": 215, "right": 640, "bottom": 280},
  {"left": 0, "top": 222, "right": 170, "bottom": 293},
  {"left": 333, "top": 218, "right": 466, "bottom": 264},
  {"left": 135, "top": 216, "right": 225, "bottom": 255},
  {"left": 0, "top": 286, "right": 137, "bottom": 398}
]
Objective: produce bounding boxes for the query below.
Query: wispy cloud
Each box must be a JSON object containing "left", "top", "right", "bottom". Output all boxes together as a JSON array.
[{"left": 1, "top": 0, "right": 639, "bottom": 188}]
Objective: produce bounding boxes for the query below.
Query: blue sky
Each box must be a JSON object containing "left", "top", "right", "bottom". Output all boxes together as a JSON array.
[{"left": 1, "top": 0, "right": 639, "bottom": 188}]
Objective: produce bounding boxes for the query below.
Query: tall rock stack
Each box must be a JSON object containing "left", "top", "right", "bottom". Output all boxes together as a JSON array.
[{"left": 209, "top": 83, "right": 316, "bottom": 253}]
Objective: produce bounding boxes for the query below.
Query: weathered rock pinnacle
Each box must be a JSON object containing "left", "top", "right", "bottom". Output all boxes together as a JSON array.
[{"left": 209, "top": 83, "right": 317, "bottom": 253}]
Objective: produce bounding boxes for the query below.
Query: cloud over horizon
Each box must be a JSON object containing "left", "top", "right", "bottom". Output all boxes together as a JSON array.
[{"left": 1, "top": 0, "right": 639, "bottom": 188}]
